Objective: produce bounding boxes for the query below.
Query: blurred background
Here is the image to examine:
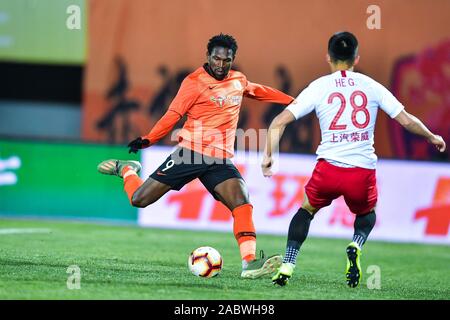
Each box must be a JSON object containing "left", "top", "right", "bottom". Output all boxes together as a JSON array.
[{"left": 0, "top": 0, "right": 449, "bottom": 244}]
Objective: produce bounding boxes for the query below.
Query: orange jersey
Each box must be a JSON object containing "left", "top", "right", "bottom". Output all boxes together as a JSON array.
[{"left": 144, "top": 66, "right": 294, "bottom": 158}]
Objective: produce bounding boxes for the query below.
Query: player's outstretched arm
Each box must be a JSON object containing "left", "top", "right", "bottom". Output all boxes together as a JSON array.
[
  {"left": 128, "top": 110, "right": 181, "bottom": 153},
  {"left": 128, "top": 76, "right": 197, "bottom": 153},
  {"left": 261, "top": 110, "right": 296, "bottom": 177},
  {"left": 394, "top": 110, "right": 446, "bottom": 152},
  {"left": 244, "top": 81, "right": 294, "bottom": 105}
]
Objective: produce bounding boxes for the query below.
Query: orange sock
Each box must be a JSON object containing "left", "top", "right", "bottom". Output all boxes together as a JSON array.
[
  {"left": 232, "top": 203, "right": 256, "bottom": 262},
  {"left": 122, "top": 166, "right": 143, "bottom": 204}
]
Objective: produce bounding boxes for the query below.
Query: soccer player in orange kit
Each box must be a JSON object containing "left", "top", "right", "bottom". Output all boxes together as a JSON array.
[{"left": 98, "top": 34, "right": 294, "bottom": 279}]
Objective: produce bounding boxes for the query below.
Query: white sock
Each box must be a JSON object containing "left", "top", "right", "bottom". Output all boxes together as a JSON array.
[{"left": 123, "top": 168, "right": 137, "bottom": 179}]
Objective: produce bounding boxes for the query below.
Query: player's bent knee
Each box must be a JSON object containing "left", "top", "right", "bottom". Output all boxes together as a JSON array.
[
  {"left": 231, "top": 199, "right": 250, "bottom": 211},
  {"left": 302, "top": 204, "right": 317, "bottom": 215},
  {"left": 131, "top": 192, "right": 153, "bottom": 208},
  {"left": 131, "top": 195, "right": 146, "bottom": 208},
  {"left": 302, "top": 197, "right": 318, "bottom": 215},
  {"left": 234, "top": 187, "right": 250, "bottom": 209}
]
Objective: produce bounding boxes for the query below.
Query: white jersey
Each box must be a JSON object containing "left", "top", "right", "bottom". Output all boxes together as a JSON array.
[{"left": 286, "top": 70, "right": 404, "bottom": 169}]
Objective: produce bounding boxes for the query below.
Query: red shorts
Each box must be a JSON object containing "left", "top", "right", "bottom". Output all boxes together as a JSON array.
[{"left": 305, "top": 159, "right": 377, "bottom": 215}]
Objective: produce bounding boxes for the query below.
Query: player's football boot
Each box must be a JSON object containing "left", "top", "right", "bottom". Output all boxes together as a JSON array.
[
  {"left": 345, "top": 242, "right": 362, "bottom": 288},
  {"left": 97, "top": 159, "right": 142, "bottom": 178},
  {"left": 271, "top": 262, "right": 295, "bottom": 286},
  {"left": 241, "top": 250, "right": 282, "bottom": 279}
]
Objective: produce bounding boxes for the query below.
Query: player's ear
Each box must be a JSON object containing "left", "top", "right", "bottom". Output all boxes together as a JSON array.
[
  {"left": 354, "top": 55, "right": 360, "bottom": 66},
  {"left": 326, "top": 54, "right": 331, "bottom": 64}
]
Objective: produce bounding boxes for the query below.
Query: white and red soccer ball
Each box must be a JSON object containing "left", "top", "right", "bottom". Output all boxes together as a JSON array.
[{"left": 188, "top": 246, "right": 223, "bottom": 278}]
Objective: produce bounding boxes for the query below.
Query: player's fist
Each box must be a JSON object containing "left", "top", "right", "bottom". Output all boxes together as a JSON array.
[
  {"left": 261, "top": 156, "right": 274, "bottom": 177},
  {"left": 127, "top": 137, "right": 151, "bottom": 153},
  {"left": 429, "top": 134, "right": 446, "bottom": 152}
]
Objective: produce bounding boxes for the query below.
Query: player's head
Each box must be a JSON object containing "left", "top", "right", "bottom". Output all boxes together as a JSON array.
[
  {"left": 327, "top": 31, "right": 360, "bottom": 68},
  {"left": 206, "top": 33, "right": 238, "bottom": 80}
]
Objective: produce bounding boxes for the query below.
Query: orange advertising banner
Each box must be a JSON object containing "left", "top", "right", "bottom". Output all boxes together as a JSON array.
[{"left": 83, "top": 0, "right": 450, "bottom": 160}]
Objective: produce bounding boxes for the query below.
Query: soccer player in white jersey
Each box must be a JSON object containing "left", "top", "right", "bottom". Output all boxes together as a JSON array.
[{"left": 261, "top": 31, "right": 446, "bottom": 287}]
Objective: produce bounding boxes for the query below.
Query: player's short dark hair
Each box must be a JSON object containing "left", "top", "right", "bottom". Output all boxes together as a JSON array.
[
  {"left": 328, "top": 31, "right": 358, "bottom": 64},
  {"left": 207, "top": 33, "right": 238, "bottom": 58}
]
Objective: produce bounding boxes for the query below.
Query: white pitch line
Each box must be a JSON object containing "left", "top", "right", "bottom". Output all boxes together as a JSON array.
[{"left": 0, "top": 228, "right": 52, "bottom": 235}]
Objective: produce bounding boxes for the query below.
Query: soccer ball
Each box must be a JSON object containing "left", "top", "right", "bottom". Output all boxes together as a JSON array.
[{"left": 188, "top": 246, "right": 223, "bottom": 278}]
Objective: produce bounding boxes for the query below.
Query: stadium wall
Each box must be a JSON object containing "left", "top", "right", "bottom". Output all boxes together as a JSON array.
[
  {"left": 1, "top": 141, "right": 448, "bottom": 245},
  {"left": 82, "top": 0, "right": 450, "bottom": 162}
]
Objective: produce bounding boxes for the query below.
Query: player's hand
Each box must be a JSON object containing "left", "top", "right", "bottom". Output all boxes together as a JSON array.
[
  {"left": 261, "top": 156, "right": 274, "bottom": 177},
  {"left": 127, "top": 137, "right": 151, "bottom": 153},
  {"left": 428, "top": 134, "right": 446, "bottom": 152}
]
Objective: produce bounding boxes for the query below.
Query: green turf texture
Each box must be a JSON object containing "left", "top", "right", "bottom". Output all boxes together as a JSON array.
[{"left": 0, "top": 218, "right": 449, "bottom": 300}]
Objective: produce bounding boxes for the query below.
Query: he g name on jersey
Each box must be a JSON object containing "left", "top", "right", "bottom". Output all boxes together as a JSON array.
[{"left": 334, "top": 76, "right": 355, "bottom": 88}]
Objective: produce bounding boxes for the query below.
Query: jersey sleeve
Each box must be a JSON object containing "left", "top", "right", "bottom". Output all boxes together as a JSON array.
[
  {"left": 142, "top": 110, "right": 181, "bottom": 144},
  {"left": 143, "top": 76, "right": 198, "bottom": 144},
  {"left": 285, "top": 84, "right": 317, "bottom": 119},
  {"left": 167, "top": 76, "right": 199, "bottom": 116},
  {"left": 372, "top": 81, "right": 405, "bottom": 118},
  {"left": 244, "top": 81, "right": 294, "bottom": 105}
]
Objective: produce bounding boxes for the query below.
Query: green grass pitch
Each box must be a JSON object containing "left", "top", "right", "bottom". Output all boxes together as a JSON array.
[{"left": 0, "top": 218, "right": 448, "bottom": 300}]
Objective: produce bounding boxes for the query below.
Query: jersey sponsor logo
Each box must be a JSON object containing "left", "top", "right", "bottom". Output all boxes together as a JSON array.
[
  {"left": 330, "top": 131, "right": 370, "bottom": 143},
  {"left": 210, "top": 95, "right": 226, "bottom": 107},
  {"left": 210, "top": 95, "right": 243, "bottom": 107}
]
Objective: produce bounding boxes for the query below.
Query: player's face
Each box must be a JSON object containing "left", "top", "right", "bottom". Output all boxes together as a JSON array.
[{"left": 207, "top": 47, "right": 234, "bottom": 80}]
